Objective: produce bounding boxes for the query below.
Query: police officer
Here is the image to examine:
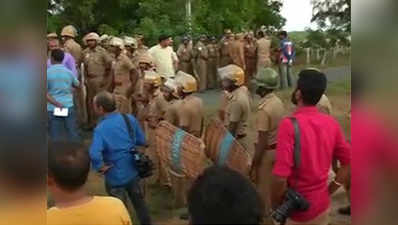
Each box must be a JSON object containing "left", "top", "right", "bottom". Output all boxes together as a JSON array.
[
  {"left": 82, "top": 32, "right": 113, "bottom": 130},
  {"left": 161, "top": 79, "right": 181, "bottom": 127},
  {"left": 230, "top": 33, "right": 246, "bottom": 71},
  {"left": 193, "top": 35, "right": 209, "bottom": 92},
  {"left": 219, "top": 29, "right": 234, "bottom": 67},
  {"left": 218, "top": 65, "right": 251, "bottom": 149},
  {"left": 250, "top": 68, "right": 285, "bottom": 224},
  {"left": 244, "top": 32, "right": 257, "bottom": 85},
  {"left": 143, "top": 71, "right": 170, "bottom": 187},
  {"left": 110, "top": 37, "right": 138, "bottom": 114},
  {"left": 256, "top": 31, "right": 272, "bottom": 71},
  {"left": 124, "top": 36, "right": 139, "bottom": 64},
  {"left": 177, "top": 36, "right": 194, "bottom": 75},
  {"left": 60, "top": 25, "right": 82, "bottom": 65},
  {"left": 207, "top": 36, "right": 219, "bottom": 89},
  {"left": 135, "top": 34, "right": 149, "bottom": 58},
  {"left": 175, "top": 71, "right": 204, "bottom": 138}
]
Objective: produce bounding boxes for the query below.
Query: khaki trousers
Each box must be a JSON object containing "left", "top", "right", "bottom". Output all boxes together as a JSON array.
[
  {"left": 169, "top": 169, "right": 193, "bottom": 209},
  {"left": 256, "top": 150, "right": 276, "bottom": 225},
  {"left": 285, "top": 208, "right": 330, "bottom": 225}
]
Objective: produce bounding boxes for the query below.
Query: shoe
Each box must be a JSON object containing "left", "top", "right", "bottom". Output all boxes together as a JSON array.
[
  {"left": 179, "top": 212, "right": 189, "bottom": 220},
  {"left": 338, "top": 205, "right": 351, "bottom": 215}
]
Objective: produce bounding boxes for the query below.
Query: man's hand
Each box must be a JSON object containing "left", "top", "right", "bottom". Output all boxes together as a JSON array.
[{"left": 99, "top": 164, "right": 113, "bottom": 175}]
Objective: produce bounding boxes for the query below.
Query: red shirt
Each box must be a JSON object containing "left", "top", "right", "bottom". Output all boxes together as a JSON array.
[{"left": 272, "top": 106, "right": 351, "bottom": 222}]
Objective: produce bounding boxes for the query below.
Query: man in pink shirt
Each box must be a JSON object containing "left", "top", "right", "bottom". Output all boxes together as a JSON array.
[{"left": 271, "top": 69, "right": 351, "bottom": 225}]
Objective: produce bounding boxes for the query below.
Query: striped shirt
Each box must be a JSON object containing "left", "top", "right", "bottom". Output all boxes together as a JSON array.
[{"left": 47, "top": 64, "right": 79, "bottom": 111}]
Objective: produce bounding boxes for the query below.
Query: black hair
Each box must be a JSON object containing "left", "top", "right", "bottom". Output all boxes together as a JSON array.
[
  {"left": 279, "top": 31, "right": 288, "bottom": 38},
  {"left": 297, "top": 69, "right": 327, "bottom": 105},
  {"left": 51, "top": 49, "right": 65, "bottom": 63},
  {"left": 94, "top": 91, "right": 117, "bottom": 113},
  {"left": 48, "top": 141, "right": 90, "bottom": 192},
  {"left": 188, "top": 166, "right": 263, "bottom": 225},
  {"left": 159, "top": 34, "right": 171, "bottom": 43}
]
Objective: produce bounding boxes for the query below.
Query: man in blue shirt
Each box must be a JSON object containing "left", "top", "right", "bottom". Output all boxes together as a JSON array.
[
  {"left": 278, "top": 31, "right": 296, "bottom": 89},
  {"left": 89, "top": 91, "right": 152, "bottom": 225},
  {"left": 47, "top": 49, "right": 81, "bottom": 142}
]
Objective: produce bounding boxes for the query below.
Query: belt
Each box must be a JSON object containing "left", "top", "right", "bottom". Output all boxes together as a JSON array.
[
  {"left": 269, "top": 143, "right": 277, "bottom": 150},
  {"left": 236, "top": 134, "right": 247, "bottom": 139}
]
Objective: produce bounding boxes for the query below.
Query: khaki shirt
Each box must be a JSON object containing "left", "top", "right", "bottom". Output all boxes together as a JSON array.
[
  {"left": 256, "top": 38, "right": 271, "bottom": 67},
  {"left": 177, "top": 44, "right": 193, "bottom": 62},
  {"left": 207, "top": 44, "right": 219, "bottom": 59},
  {"left": 317, "top": 94, "right": 332, "bottom": 115},
  {"left": 229, "top": 40, "right": 245, "bottom": 69},
  {"left": 179, "top": 95, "right": 204, "bottom": 137},
  {"left": 146, "top": 88, "right": 168, "bottom": 128},
  {"left": 112, "top": 54, "right": 136, "bottom": 95},
  {"left": 256, "top": 93, "right": 285, "bottom": 145},
  {"left": 82, "top": 46, "right": 113, "bottom": 78},
  {"left": 193, "top": 41, "right": 208, "bottom": 60},
  {"left": 64, "top": 39, "right": 82, "bottom": 65},
  {"left": 225, "top": 86, "right": 251, "bottom": 136},
  {"left": 164, "top": 99, "right": 182, "bottom": 127}
]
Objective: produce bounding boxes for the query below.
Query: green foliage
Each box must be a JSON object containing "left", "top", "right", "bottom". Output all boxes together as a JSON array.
[
  {"left": 47, "top": 0, "right": 285, "bottom": 46},
  {"left": 311, "top": 0, "right": 351, "bottom": 32}
]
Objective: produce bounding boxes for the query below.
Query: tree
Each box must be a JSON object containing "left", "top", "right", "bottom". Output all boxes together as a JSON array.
[{"left": 311, "top": 0, "right": 351, "bottom": 33}]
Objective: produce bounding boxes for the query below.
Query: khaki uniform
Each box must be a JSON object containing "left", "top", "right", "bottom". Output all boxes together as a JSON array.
[
  {"left": 256, "top": 37, "right": 272, "bottom": 70},
  {"left": 224, "top": 86, "right": 251, "bottom": 148},
  {"left": 255, "top": 93, "right": 285, "bottom": 223},
  {"left": 317, "top": 94, "right": 332, "bottom": 115},
  {"left": 63, "top": 39, "right": 85, "bottom": 126},
  {"left": 244, "top": 41, "right": 257, "bottom": 84},
  {"left": 164, "top": 99, "right": 181, "bottom": 127},
  {"left": 82, "top": 46, "right": 113, "bottom": 128},
  {"left": 64, "top": 39, "right": 82, "bottom": 64},
  {"left": 178, "top": 95, "right": 204, "bottom": 138},
  {"left": 229, "top": 40, "right": 245, "bottom": 69},
  {"left": 177, "top": 44, "right": 193, "bottom": 75},
  {"left": 112, "top": 53, "right": 137, "bottom": 114},
  {"left": 207, "top": 43, "right": 219, "bottom": 89},
  {"left": 193, "top": 41, "right": 208, "bottom": 92},
  {"left": 219, "top": 38, "right": 233, "bottom": 67},
  {"left": 145, "top": 89, "right": 170, "bottom": 186}
]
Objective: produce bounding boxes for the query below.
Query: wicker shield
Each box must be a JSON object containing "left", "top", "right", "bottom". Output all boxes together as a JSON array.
[
  {"left": 204, "top": 119, "right": 251, "bottom": 176},
  {"left": 156, "top": 121, "right": 206, "bottom": 179}
]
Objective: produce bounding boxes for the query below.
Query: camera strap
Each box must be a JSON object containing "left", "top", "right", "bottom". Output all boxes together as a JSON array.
[
  {"left": 290, "top": 117, "right": 301, "bottom": 188},
  {"left": 122, "top": 113, "right": 136, "bottom": 146}
]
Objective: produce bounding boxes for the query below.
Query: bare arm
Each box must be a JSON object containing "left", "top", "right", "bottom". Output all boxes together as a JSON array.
[
  {"left": 47, "top": 93, "right": 63, "bottom": 108},
  {"left": 329, "top": 164, "right": 350, "bottom": 195},
  {"left": 271, "top": 175, "right": 288, "bottom": 209}
]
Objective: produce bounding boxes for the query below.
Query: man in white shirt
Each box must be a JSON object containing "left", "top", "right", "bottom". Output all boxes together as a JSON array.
[{"left": 149, "top": 35, "right": 177, "bottom": 78}]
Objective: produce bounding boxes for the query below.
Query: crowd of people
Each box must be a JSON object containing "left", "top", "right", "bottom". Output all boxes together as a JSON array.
[{"left": 47, "top": 25, "right": 351, "bottom": 225}]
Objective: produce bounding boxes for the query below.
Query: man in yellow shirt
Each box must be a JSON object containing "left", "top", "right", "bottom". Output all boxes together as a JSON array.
[{"left": 47, "top": 141, "right": 132, "bottom": 225}]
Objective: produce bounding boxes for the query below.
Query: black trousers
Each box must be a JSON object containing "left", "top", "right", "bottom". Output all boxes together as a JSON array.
[{"left": 106, "top": 179, "right": 152, "bottom": 225}]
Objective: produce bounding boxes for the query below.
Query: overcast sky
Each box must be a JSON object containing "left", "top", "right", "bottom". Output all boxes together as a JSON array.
[{"left": 281, "top": 0, "right": 318, "bottom": 32}]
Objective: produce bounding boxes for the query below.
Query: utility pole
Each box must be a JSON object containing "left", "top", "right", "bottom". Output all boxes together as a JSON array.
[{"left": 186, "top": 0, "right": 192, "bottom": 34}]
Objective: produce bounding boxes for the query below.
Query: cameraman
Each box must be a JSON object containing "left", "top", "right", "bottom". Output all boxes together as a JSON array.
[
  {"left": 89, "top": 91, "right": 152, "bottom": 225},
  {"left": 271, "top": 69, "right": 351, "bottom": 225}
]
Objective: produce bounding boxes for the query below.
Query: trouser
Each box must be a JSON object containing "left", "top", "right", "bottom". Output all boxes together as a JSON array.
[
  {"left": 285, "top": 208, "right": 330, "bottom": 225},
  {"left": 114, "top": 94, "right": 132, "bottom": 114},
  {"left": 207, "top": 58, "right": 217, "bottom": 89},
  {"left": 169, "top": 169, "right": 194, "bottom": 209},
  {"left": 279, "top": 63, "right": 293, "bottom": 89},
  {"left": 106, "top": 179, "right": 152, "bottom": 225},
  {"left": 255, "top": 150, "right": 276, "bottom": 225},
  {"left": 86, "top": 76, "right": 106, "bottom": 128},
  {"left": 74, "top": 88, "right": 87, "bottom": 127},
  {"left": 245, "top": 58, "right": 257, "bottom": 85},
  {"left": 197, "top": 59, "right": 208, "bottom": 92},
  {"left": 180, "top": 61, "right": 193, "bottom": 75},
  {"left": 47, "top": 108, "right": 81, "bottom": 142},
  {"left": 146, "top": 127, "right": 171, "bottom": 186}
]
